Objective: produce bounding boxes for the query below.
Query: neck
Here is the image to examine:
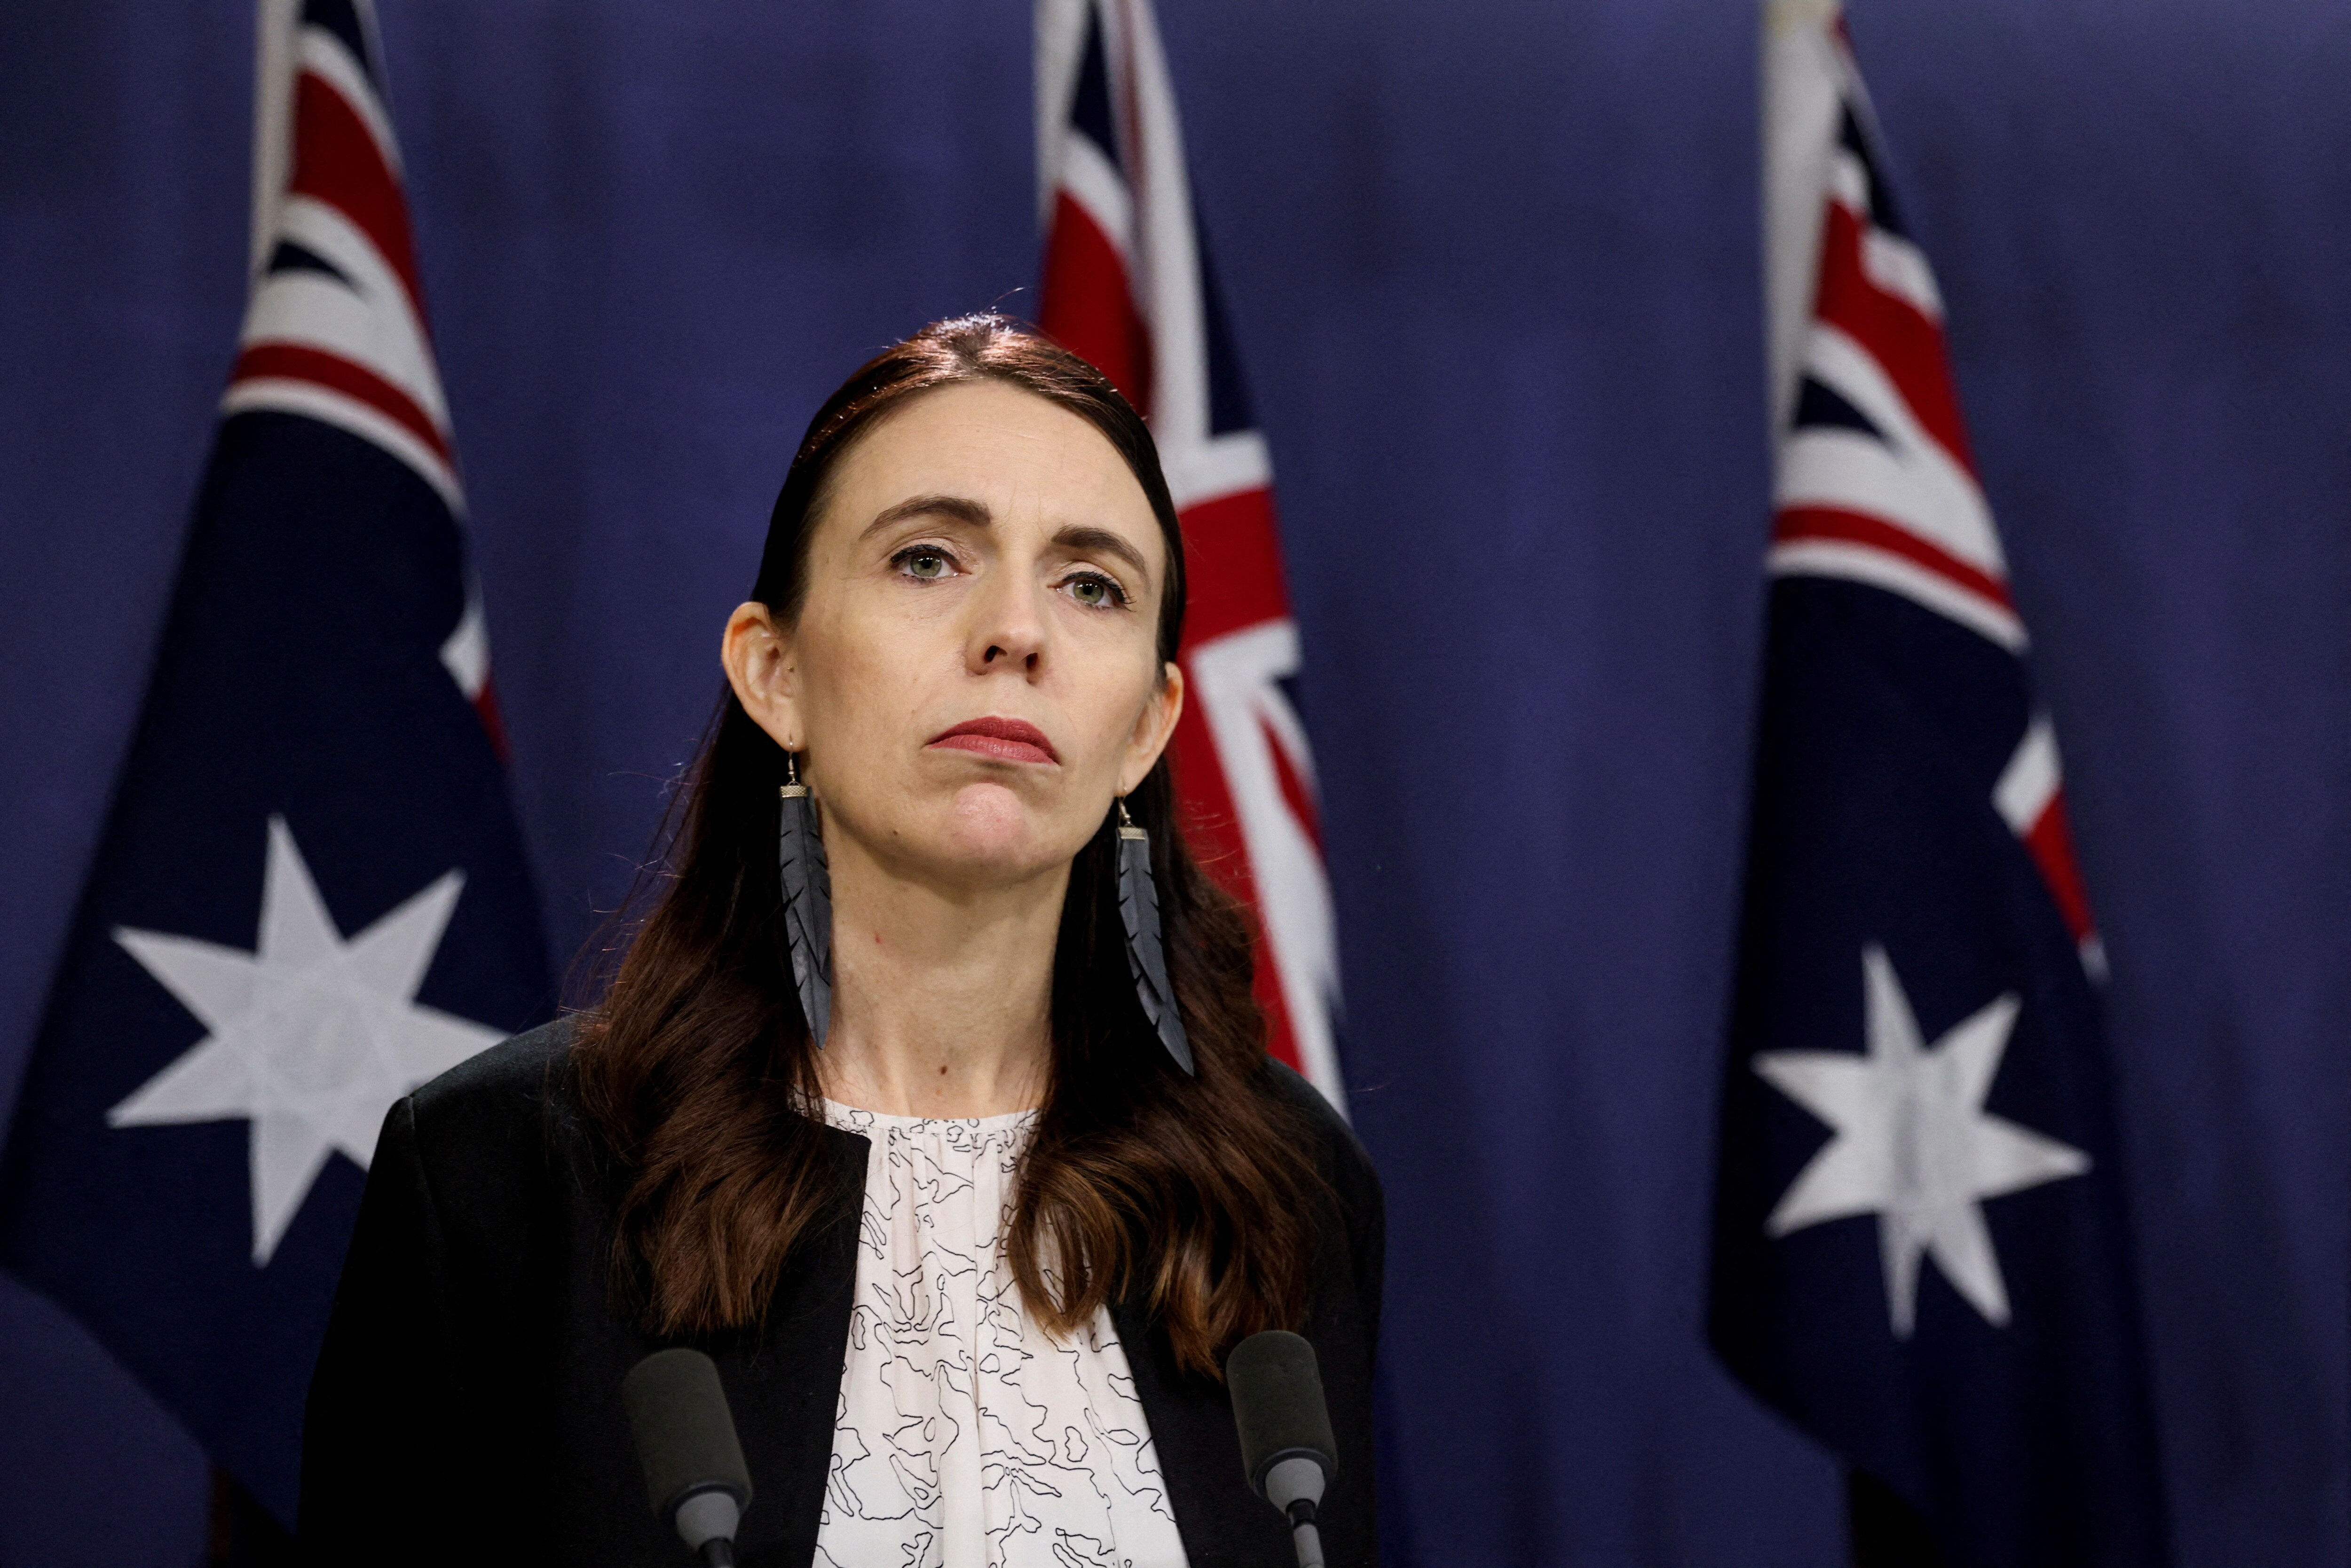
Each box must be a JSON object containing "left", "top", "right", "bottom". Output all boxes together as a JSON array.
[{"left": 815, "top": 831, "right": 1063, "bottom": 1119}]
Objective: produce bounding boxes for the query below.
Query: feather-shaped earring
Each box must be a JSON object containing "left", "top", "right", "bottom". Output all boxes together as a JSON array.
[
  {"left": 778, "top": 754, "right": 833, "bottom": 1048},
  {"left": 1115, "top": 798, "right": 1194, "bottom": 1075}
]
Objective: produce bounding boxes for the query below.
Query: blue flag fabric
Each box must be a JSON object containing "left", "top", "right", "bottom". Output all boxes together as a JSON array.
[
  {"left": 1709, "top": 582, "right": 2169, "bottom": 1565},
  {"left": 1710, "top": 8, "right": 2169, "bottom": 1564},
  {"left": 0, "top": 0, "right": 547, "bottom": 1521}
]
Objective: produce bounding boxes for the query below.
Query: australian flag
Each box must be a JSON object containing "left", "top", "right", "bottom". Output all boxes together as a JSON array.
[
  {"left": 0, "top": 0, "right": 547, "bottom": 1523},
  {"left": 1036, "top": 0, "right": 1346, "bottom": 1109},
  {"left": 1708, "top": 6, "right": 2169, "bottom": 1564}
]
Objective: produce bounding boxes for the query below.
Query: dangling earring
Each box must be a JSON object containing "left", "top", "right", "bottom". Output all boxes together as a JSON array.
[
  {"left": 1115, "top": 798, "right": 1194, "bottom": 1075},
  {"left": 778, "top": 753, "right": 833, "bottom": 1048}
]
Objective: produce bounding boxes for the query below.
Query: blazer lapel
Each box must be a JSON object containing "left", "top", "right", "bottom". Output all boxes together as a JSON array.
[
  {"left": 1114, "top": 1301, "right": 1295, "bottom": 1568},
  {"left": 725, "top": 1124, "right": 868, "bottom": 1568}
]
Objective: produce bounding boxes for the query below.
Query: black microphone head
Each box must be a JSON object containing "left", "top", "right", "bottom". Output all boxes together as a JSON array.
[
  {"left": 623, "top": 1348, "right": 753, "bottom": 1541},
  {"left": 1225, "top": 1329, "right": 1338, "bottom": 1497}
]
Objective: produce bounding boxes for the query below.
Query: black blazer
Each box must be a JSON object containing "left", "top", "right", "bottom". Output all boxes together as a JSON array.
[{"left": 297, "top": 1018, "right": 1384, "bottom": 1566}]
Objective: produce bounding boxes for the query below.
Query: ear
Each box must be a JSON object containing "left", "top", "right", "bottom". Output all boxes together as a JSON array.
[
  {"left": 722, "top": 601, "right": 802, "bottom": 751},
  {"left": 1116, "top": 660, "right": 1186, "bottom": 796}
]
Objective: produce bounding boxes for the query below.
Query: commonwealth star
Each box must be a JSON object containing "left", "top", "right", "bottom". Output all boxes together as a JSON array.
[
  {"left": 108, "top": 816, "right": 502, "bottom": 1263},
  {"left": 1755, "top": 944, "right": 2091, "bottom": 1337}
]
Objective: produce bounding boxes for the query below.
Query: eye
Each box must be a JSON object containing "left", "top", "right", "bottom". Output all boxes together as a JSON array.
[
  {"left": 892, "top": 545, "right": 958, "bottom": 582},
  {"left": 1061, "top": 571, "right": 1129, "bottom": 610}
]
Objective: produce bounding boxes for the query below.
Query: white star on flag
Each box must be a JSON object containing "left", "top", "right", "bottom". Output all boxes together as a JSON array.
[
  {"left": 1756, "top": 943, "right": 2091, "bottom": 1338},
  {"left": 107, "top": 815, "right": 502, "bottom": 1264}
]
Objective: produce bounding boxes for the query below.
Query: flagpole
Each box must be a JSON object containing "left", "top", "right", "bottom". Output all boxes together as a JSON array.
[{"left": 248, "top": 0, "right": 298, "bottom": 278}]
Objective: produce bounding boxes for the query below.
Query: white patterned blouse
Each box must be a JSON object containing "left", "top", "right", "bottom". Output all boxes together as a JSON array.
[{"left": 813, "top": 1101, "right": 1191, "bottom": 1568}]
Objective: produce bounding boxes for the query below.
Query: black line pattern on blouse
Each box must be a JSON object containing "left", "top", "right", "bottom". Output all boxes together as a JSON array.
[{"left": 813, "top": 1105, "right": 1186, "bottom": 1568}]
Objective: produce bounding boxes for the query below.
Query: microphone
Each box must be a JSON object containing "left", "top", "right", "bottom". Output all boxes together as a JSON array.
[
  {"left": 623, "top": 1348, "right": 755, "bottom": 1567},
  {"left": 1226, "top": 1330, "right": 1339, "bottom": 1568}
]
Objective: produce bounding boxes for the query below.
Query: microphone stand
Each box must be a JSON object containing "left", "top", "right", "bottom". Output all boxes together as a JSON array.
[{"left": 1263, "top": 1454, "right": 1328, "bottom": 1568}]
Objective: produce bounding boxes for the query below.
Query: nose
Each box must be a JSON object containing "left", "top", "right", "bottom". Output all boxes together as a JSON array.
[{"left": 965, "top": 569, "right": 1047, "bottom": 678}]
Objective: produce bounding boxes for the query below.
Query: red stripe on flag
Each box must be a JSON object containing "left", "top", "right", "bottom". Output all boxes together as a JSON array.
[
  {"left": 1774, "top": 504, "right": 2012, "bottom": 610},
  {"left": 1178, "top": 487, "right": 1294, "bottom": 650},
  {"left": 286, "top": 70, "right": 428, "bottom": 323},
  {"left": 1039, "top": 192, "right": 1152, "bottom": 415},
  {"left": 1168, "top": 494, "right": 1310, "bottom": 1073},
  {"left": 1812, "top": 201, "right": 1974, "bottom": 473},
  {"left": 231, "top": 342, "right": 454, "bottom": 467},
  {"left": 2024, "top": 793, "right": 2096, "bottom": 943}
]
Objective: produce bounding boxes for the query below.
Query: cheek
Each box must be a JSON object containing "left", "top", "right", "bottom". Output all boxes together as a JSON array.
[
  {"left": 1071, "top": 662, "right": 1160, "bottom": 779},
  {"left": 791, "top": 641, "right": 893, "bottom": 800},
  {"left": 803, "top": 604, "right": 928, "bottom": 733}
]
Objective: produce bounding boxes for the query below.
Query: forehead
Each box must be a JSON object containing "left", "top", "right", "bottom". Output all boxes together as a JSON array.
[{"left": 822, "top": 380, "right": 1161, "bottom": 544}]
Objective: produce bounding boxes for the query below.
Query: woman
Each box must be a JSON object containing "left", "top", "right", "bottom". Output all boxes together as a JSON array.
[{"left": 298, "top": 315, "right": 1383, "bottom": 1568}]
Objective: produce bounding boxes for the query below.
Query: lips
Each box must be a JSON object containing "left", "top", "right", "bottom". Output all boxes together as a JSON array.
[{"left": 927, "top": 716, "right": 1060, "bottom": 766}]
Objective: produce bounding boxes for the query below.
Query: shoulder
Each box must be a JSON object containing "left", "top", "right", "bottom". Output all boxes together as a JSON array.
[
  {"left": 390, "top": 1014, "right": 598, "bottom": 1229},
  {"left": 1259, "top": 1060, "right": 1377, "bottom": 1186},
  {"left": 1258, "top": 1059, "right": 1383, "bottom": 1257},
  {"left": 408, "top": 1014, "right": 580, "bottom": 1127}
]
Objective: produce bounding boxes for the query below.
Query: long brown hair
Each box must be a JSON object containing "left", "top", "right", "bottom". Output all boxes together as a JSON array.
[{"left": 571, "top": 314, "right": 1331, "bottom": 1375}]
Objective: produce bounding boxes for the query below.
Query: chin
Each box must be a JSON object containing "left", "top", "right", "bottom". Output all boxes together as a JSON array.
[{"left": 928, "top": 782, "right": 1069, "bottom": 881}]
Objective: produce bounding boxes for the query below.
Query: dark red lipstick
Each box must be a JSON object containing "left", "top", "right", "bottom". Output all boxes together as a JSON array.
[{"left": 928, "top": 716, "right": 1060, "bottom": 765}]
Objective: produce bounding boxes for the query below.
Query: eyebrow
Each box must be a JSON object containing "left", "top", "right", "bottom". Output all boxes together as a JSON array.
[
  {"left": 858, "top": 493, "right": 993, "bottom": 541},
  {"left": 1055, "top": 524, "right": 1153, "bottom": 587},
  {"left": 858, "top": 494, "right": 1156, "bottom": 588}
]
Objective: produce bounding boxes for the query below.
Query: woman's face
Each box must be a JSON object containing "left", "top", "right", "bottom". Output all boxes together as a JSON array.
[{"left": 726, "top": 379, "right": 1183, "bottom": 893}]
